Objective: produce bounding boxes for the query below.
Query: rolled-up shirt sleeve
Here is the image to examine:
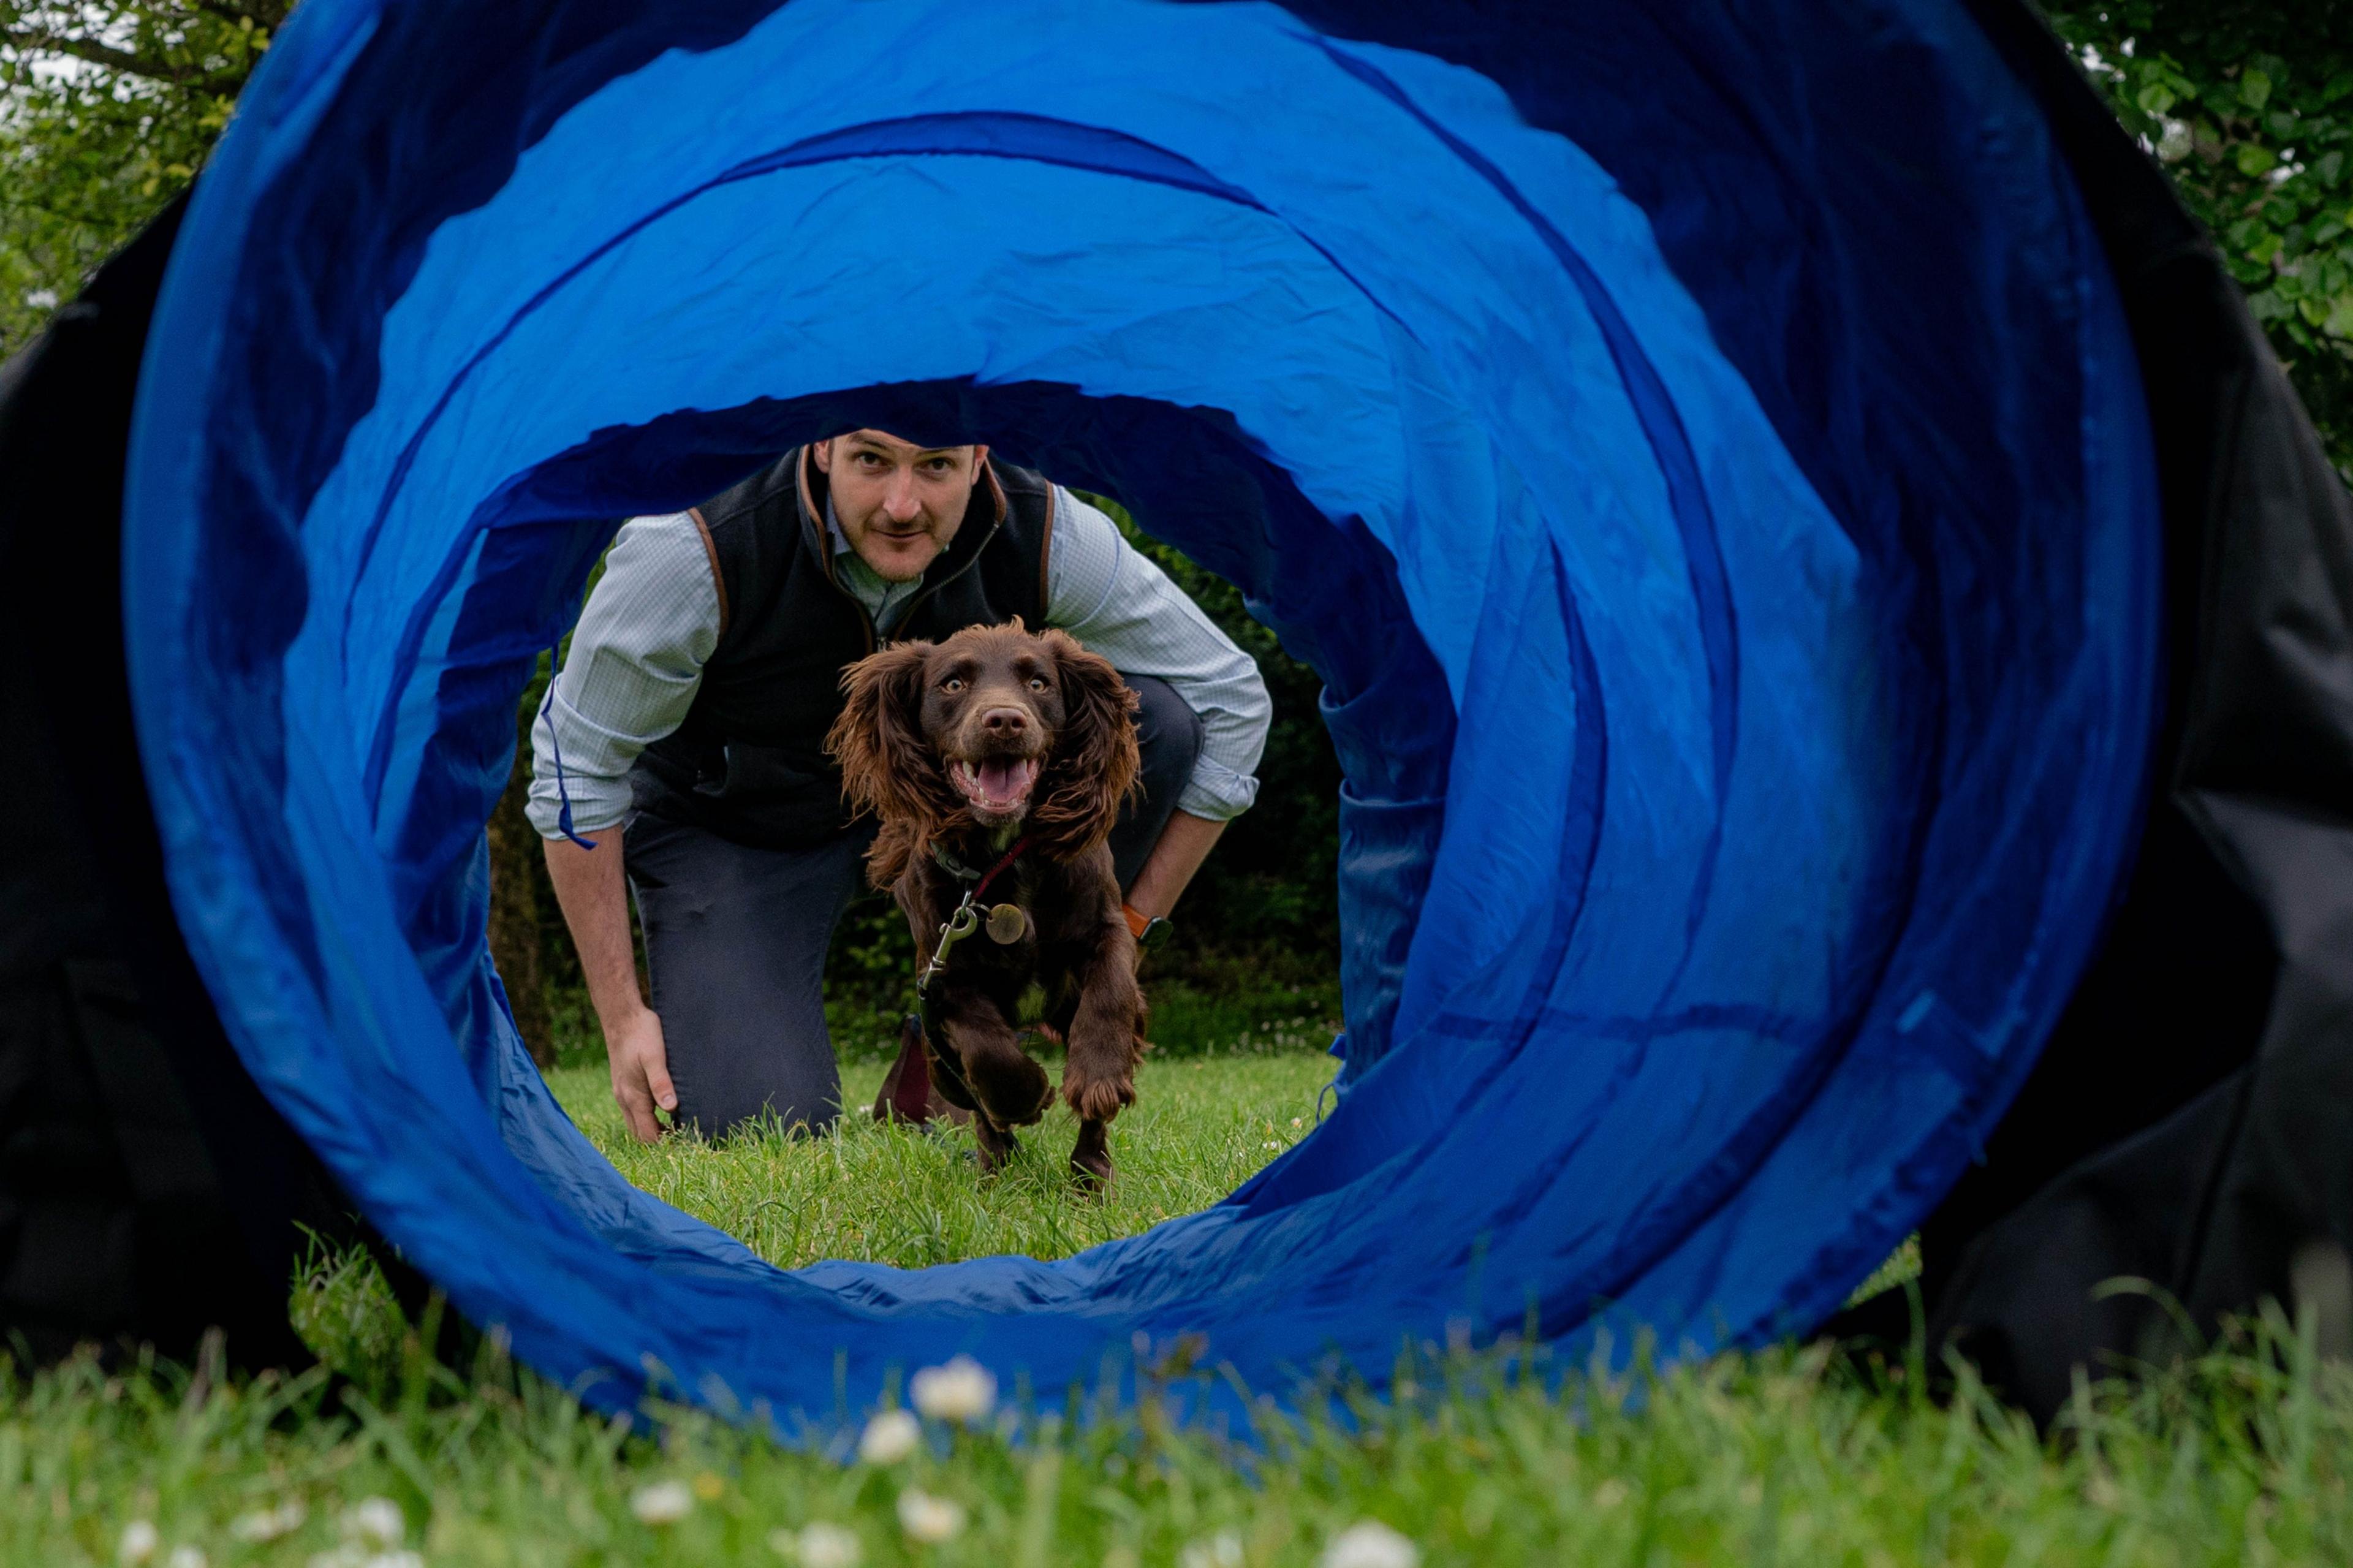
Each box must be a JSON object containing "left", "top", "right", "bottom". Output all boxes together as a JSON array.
[
  {"left": 525, "top": 513, "right": 722, "bottom": 839},
  {"left": 1045, "top": 489, "right": 1271, "bottom": 820}
]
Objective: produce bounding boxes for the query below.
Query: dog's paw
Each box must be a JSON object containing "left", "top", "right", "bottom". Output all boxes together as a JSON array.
[
  {"left": 1069, "top": 1120, "right": 1113, "bottom": 1194},
  {"left": 967, "top": 1044, "right": 1053, "bottom": 1127},
  {"left": 1069, "top": 1144, "right": 1113, "bottom": 1192},
  {"left": 974, "top": 1118, "right": 1020, "bottom": 1175},
  {"left": 1061, "top": 1064, "right": 1135, "bottom": 1125}
]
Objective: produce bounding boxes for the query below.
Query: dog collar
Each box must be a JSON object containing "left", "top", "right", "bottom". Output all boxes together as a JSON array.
[{"left": 931, "top": 843, "right": 985, "bottom": 881}]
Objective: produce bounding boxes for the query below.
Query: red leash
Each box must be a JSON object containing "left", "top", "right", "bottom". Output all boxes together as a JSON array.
[{"left": 968, "top": 834, "right": 1034, "bottom": 903}]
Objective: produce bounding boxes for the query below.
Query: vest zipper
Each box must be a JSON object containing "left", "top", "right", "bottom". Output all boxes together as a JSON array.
[{"left": 884, "top": 521, "right": 1003, "bottom": 642}]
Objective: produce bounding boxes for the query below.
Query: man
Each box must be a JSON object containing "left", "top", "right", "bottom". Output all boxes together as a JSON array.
[{"left": 527, "top": 430, "right": 1270, "bottom": 1142}]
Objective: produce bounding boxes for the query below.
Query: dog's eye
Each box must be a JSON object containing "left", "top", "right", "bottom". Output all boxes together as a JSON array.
[
  {"left": 1028, "top": 676, "right": 1049, "bottom": 692},
  {"left": 942, "top": 677, "right": 965, "bottom": 694}
]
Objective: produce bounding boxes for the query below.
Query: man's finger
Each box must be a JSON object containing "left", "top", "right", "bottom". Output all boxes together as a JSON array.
[
  {"left": 614, "top": 1062, "right": 664, "bottom": 1143},
  {"left": 645, "top": 1056, "right": 678, "bottom": 1115},
  {"left": 618, "top": 1088, "right": 659, "bottom": 1144}
]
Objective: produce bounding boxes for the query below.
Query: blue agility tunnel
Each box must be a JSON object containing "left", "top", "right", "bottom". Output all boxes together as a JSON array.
[{"left": 110, "top": 0, "right": 2172, "bottom": 1419}]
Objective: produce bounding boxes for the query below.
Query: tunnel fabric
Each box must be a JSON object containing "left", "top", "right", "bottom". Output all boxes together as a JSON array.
[{"left": 121, "top": 0, "right": 2161, "bottom": 1419}]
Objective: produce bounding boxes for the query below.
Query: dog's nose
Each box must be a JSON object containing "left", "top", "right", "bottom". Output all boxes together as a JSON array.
[{"left": 979, "top": 706, "right": 1030, "bottom": 735}]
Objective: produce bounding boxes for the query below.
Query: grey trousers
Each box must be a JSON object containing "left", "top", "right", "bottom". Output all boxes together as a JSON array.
[{"left": 624, "top": 675, "right": 1203, "bottom": 1140}]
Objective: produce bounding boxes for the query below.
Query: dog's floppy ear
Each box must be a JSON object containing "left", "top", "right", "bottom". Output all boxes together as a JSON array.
[
  {"left": 1032, "top": 627, "right": 1142, "bottom": 860},
  {"left": 828, "top": 641, "right": 944, "bottom": 880}
]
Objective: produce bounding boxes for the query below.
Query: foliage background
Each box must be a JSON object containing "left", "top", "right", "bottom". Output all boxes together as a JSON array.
[
  {"left": 2047, "top": 1, "right": 2353, "bottom": 476},
  {"left": 7, "top": 1, "right": 2350, "bottom": 1052},
  {"left": 0, "top": 2, "right": 276, "bottom": 354}
]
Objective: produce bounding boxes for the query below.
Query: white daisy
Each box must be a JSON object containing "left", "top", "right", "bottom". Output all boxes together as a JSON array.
[
  {"left": 345, "top": 1497, "right": 404, "bottom": 1547},
  {"left": 629, "top": 1479, "right": 694, "bottom": 1525},
  {"left": 1320, "top": 1520, "right": 1419, "bottom": 1568},
  {"left": 1180, "top": 1530, "right": 1245, "bottom": 1567},
  {"left": 909, "top": 1355, "right": 996, "bottom": 1424},
  {"left": 775, "top": 1520, "right": 863, "bottom": 1567},
  {"left": 118, "top": 1521, "right": 161, "bottom": 1565},
  {"left": 858, "top": 1407, "right": 921, "bottom": 1463},
  {"left": 230, "top": 1499, "right": 308, "bottom": 1541},
  {"left": 895, "top": 1488, "right": 967, "bottom": 1543}
]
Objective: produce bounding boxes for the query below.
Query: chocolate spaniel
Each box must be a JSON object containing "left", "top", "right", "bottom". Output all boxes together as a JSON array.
[{"left": 827, "top": 620, "right": 1146, "bottom": 1186}]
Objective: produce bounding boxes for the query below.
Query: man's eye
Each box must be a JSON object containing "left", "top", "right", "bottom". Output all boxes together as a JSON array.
[
  {"left": 942, "top": 678, "right": 965, "bottom": 694},
  {"left": 1028, "top": 676, "right": 1048, "bottom": 692}
]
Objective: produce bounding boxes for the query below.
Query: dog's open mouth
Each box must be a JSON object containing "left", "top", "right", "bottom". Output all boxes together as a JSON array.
[{"left": 950, "top": 756, "right": 1042, "bottom": 819}]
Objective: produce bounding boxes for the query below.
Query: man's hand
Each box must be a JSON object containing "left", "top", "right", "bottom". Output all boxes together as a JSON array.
[
  {"left": 542, "top": 822, "right": 678, "bottom": 1143},
  {"left": 603, "top": 1003, "right": 677, "bottom": 1143}
]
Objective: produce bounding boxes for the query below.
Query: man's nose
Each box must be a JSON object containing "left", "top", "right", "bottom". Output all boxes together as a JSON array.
[
  {"left": 882, "top": 472, "right": 922, "bottom": 521},
  {"left": 979, "top": 705, "right": 1030, "bottom": 736}
]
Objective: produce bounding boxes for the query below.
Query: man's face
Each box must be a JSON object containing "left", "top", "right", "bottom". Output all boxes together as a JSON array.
[{"left": 814, "top": 429, "right": 988, "bottom": 583}]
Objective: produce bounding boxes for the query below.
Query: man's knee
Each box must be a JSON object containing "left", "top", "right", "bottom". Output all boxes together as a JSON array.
[{"left": 1125, "top": 675, "right": 1202, "bottom": 806}]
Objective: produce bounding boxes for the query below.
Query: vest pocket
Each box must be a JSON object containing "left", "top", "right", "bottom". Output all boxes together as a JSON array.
[{"left": 698, "top": 741, "right": 835, "bottom": 803}]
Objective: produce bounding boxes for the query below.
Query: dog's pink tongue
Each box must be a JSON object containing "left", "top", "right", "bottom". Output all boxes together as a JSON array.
[{"left": 977, "top": 758, "right": 1031, "bottom": 798}]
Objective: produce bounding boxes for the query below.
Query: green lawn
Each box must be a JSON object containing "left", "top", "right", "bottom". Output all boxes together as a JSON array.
[
  {"left": 4, "top": 1010, "right": 2349, "bottom": 1565},
  {"left": 545, "top": 1050, "right": 1335, "bottom": 1271}
]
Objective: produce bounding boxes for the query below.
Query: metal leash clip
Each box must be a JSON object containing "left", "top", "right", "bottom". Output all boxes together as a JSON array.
[{"left": 917, "top": 896, "right": 982, "bottom": 996}]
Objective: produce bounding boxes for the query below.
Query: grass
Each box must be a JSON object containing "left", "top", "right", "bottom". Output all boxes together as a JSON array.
[
  {"left": 547, "top": 1049, "right": 1335, "bottom": 1271},
  {"left": 7, "top": 988, "right": 2351, "bottom": 1564},
  {"left": 9, "top": 1307, "right": 2352, "bottom": 1564}
]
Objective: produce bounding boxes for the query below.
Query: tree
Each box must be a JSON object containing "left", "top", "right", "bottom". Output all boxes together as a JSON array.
[
  {"left": 2048, "top": 2, "right": 2353, "bottom": 474},
  {"left": 7, "top": 3, "right": 2346, "bottom": 452},
  {"left": 0, "top": 1, "right": 277, "bottom": 357}
]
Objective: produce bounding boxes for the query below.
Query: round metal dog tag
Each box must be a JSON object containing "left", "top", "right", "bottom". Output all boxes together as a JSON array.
[{"left": 986, "top": 903, "right": 1028, "bottom": 944}]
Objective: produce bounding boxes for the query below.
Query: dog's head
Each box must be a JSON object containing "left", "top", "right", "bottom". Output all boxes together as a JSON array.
[{"left": 828, "top": 619, "right": 1141, "bottom": 875}]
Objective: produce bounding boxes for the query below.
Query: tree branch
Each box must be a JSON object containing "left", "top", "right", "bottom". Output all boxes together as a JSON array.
[
  {"left": 190, "top": 0, "right": 286, "bottom": 31},
  {"left": 3, "top": 23, "right": 252, "bottom": 93},
  {"left": 3, "top": 24, "right": 202, "bottom": 83}
]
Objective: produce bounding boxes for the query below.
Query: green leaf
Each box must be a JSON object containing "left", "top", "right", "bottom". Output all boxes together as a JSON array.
[
  {"left": 2326, "top": 294, "right": 2353, "bottom": 338},
  {"left": 2321, "top": 151, "right": 2349, "bottom": 186},
  {"left": 2267, "top": 111, "right": 2299, "bottom": 138},
  {"left": 2241, "top": 68, "right": 2274, "bottom": 111},
  {"left": 2248, "top": 287, "right": 2290, "bottom": 322},
  {"left": 2238, "top": 142, "right": 2281, "bottom": 177},
  {"left": 2326, "top": 72, "right": 2353, "bottom": 107},
  {"left": 2136, "top": 81, "right": 2177, "bottom": 116}
]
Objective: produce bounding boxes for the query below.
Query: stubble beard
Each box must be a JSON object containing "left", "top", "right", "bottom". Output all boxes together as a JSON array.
[{"left": 851, "top": 507, "right": 948, "bottom": 582}]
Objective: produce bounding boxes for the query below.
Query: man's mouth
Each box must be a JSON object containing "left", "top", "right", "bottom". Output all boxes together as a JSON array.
[{"left": 950, "top": 756, "right": 1041, "bottom": 819}]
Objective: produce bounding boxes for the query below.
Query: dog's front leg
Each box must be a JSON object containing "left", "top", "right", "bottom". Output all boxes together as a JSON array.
[
  {"left": 1061, "top": 926, "right": 1144, "bottom": 1187},
  {"left": 939, "top": 988, "right": 1051, "bottom": 1172}
]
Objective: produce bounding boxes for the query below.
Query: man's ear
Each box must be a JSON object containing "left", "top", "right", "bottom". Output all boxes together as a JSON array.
[
  {"left": 811, "top": 437, "right": 833, "bottom": 473},
  {"left": 827, "top": 641, "right": 936, "bottom": 823},
  {"left": 968, "top": 443, "right": 989, "bottom": 475}
]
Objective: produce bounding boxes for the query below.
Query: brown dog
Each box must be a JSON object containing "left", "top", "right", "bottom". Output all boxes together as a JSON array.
[{"left": 827, "top": 620, "right": 1146, "bottom": 1186}]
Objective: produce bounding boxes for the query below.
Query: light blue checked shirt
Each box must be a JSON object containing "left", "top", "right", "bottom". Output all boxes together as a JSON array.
[{"left": 528, "top": 484, "right": 1271, "bottom": 838}]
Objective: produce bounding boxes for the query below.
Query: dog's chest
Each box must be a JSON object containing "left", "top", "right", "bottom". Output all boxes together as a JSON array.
[{"left": 934, "top": 859, "right": 1066, "bottom": 982}]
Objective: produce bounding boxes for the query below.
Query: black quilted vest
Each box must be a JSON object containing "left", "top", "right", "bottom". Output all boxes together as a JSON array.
[{"left": 631, "top": 445, "right": 1053, "bottom": 849}]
